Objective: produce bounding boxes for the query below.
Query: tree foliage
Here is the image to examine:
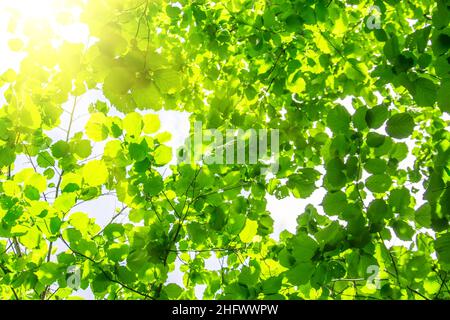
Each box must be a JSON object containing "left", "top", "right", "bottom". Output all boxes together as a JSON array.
[{"left": 0, "top": 0, "right": 449, "bottom": 300}]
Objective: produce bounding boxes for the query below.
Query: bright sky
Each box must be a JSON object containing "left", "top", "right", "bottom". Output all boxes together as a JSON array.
[{"left": 0, "top": 0, "right": 432, "bottom": 299}]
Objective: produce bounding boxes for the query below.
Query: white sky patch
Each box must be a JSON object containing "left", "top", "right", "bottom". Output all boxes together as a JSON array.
[
  {"left": 335, "top": 95, "right": 355, "bottom": 114},
  {"left": 407, "top": 19, "right": 419, "bottom": 28},
  {"left": 195, "top": 285, "right": 207, "bottom": 299},
  {"left": 267, "top": 190, "right": 325, "bottom": 240},
  {"left": 167, "top": 258, "right": 185, "bottom": 289}
]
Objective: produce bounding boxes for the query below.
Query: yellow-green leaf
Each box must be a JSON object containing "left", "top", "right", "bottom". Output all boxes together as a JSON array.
[{"left": 82, "top": 160, "right": 108, "bottom": 186}]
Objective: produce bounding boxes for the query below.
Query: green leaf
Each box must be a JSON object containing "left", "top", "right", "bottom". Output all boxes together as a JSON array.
[
  {"left": 352, "top": 106, "right": 368, "bottom": 130},
  {"left": 364, "top": 158, "right": 387, "bottom": 174},
  {"left": 388, "top": 188, "right": 410, "bottom": 214},
  {"left": 405, "top": 255, "right": 431, "bottom": 280},
  {"left": 435, "top": 233, "right": 450, "bottom": 266},
  {"left": 392, "top": 220, "right": 415, "bottom": 241},
  {"left": 129, "top": 142, "right": 147, "bottom": 162},
  {"left": 20, "top": 102, "right": 42, "bottom": 129},
  {"left": 327, "top": 105, "right": 351, "bottom": 133},
  {"left": 143, "top": 114, "right": 161, "bottom": 134},
  {"left": 85, "top": 113, "right": 109, "bottom": 141},
  {"left": 437, "top": 80, "right": 450, "bottom": 113},
  {"left": 143, "top": 171, "right": 164, "bottom": 196},
  {"left": 24, "top": 185, "right": 40, "bottom": 200},
  {"left": 164, "top": 283, "right": 183, "bottom": 299},
  {"left": 365, "top": 105, "right": 389, "bottom": 129},
  {"left": 132, "top": 80, "right": 161, "bottom": 110},
  {"left": 287, "top": 169, "right": 320, "bottom": 198},
  {"left": 50, "top": 216, "right": 62, "bottom": 234},
  {"left": 72, "top": 139, "right": 92, "bottom": 159},
  {"left": 208, "top": 206, "right": 227, "bottom": 231},
  {"left": 37, "top": 151, "right": 55, "bottom": 168},
  {"left": 292, "top": 233, "right": 318, "bottom": 262},
  {"left": 106, "top": 243, "right": 128, "bottom": 262},
  {"left": 285, "top": 14, "right": 302, "bottom": 32},
  {"left": 153, "top": 145, "right": 172, "bottom": 166},
  {"left": 69, "top": 212, "right": 90, "bottom": 233},
  {"left": 123, "top": 112, "right": 143, "bottom": 137},
  {"left": 286, "top": 263, "right": 314, "bottom": 285},
  {"left": 91, "top": 273, "right": 110, "bottom": 294},
  {"left": 51, "top": 141, "right": 70, "bottom": 158},
  {"left": 154, "top": 69, "right": 182, "bottom": 94},
  {"left": 54, "top": 193, "right": 77, "bottom": 213},
  {"left": 415, "top": 26, "right": 432, "bottom": 53},
  {"left": 432, "top": 31, "right": 450, "bottom": 56},
  {"left": 187, "top": 222, "right": 207, "bottom": 244},
  {"left": 20, "top": 227, "right": 41, "bottom": 249},
  {"left": 367, "top": 132, "right": 386, "bottom": 148},
  {"left": 367, "top": 199, "right": 392, "bottom": 223},
  {"left": 36, "top": 262, "right": 62, "bottom": 286},
  {"left": 238, "top": 261, "right": 261, "bottom": 286},
  {"left": 315, "top": 221, "right": 345, "bottom": 249},
  {"left": 324, "top": 158, "right": 346, "bottom": 190},
  {"left": 322, "top": 191, "right": 347, "bottom": 216},
  {"left": 260, "top": 276, "right": 281, "bottom": 296},
  {"left": 82, "top": 160, "right": 108, "bottom": 186},
  {"left": 415, "top": 203, "right": 431, "bottom": 228},
  {"left": 386, "top": 113, "right": 415, "bottom": 139},
  {"left": 287, "top": 73, "right": 306, "bottom": 94},
  {"left": 412, "top": 78, "right": 437, "bottom": 107},
  {"left": 0, "top": 146, "right": 15, "bottom": 167},
  {"left": 390, "top": 142, "right": 409, "bottom": 161},
  {"left": 239, "top": 219, "right": 258, "bottom": 243},
  {"left": 365, "top": 174, "right": 392, "bottom": 193},
  {"left": 383, "top": 35, "right": 400, "bottom": 62}
]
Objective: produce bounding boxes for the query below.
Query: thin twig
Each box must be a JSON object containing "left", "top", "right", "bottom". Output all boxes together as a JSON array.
[{"left": 60, "top": 236, "right": 154, "bottom": 300}]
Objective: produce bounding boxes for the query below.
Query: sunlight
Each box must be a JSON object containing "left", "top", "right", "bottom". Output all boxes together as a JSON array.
[
  {"left": 0, "top": 0, "right": 89, "bottom": 46},
  {"left": 4, "top": 0, "right": 58, "bottom": 19}
]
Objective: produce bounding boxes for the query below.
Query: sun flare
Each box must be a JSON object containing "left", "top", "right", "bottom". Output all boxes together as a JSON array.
[
  {"left": 1, "top": 0, "right": 88, "bottom": 45},
  {"left": 3, "top": 0, "right": 60, "bottom": 19}
]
